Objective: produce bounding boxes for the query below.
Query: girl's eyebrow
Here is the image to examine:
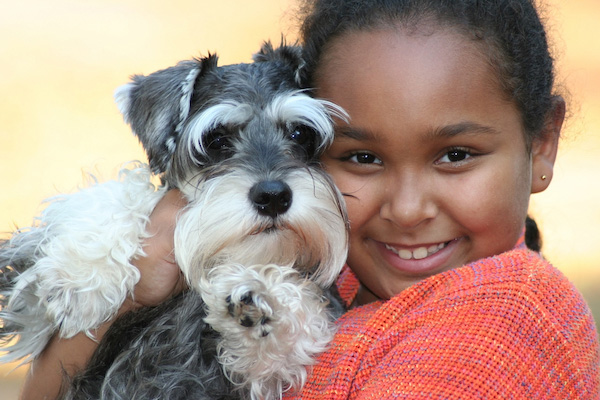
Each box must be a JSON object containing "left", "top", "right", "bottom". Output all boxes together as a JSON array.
[
  {"left": 334, "top": 122, "right": 500, "bottom": 141},
  {"left": 333, "top": 126, "right": 377, "bottom": 141},
  {"left": 429, "top": 122, "right": 501, "bottom": 139}
]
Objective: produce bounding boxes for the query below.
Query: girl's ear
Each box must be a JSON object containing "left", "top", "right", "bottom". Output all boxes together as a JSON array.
[{"left": 531, "top": 96, "right": 565, "bottom": 194}]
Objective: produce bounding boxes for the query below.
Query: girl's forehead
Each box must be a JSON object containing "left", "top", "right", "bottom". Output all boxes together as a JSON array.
[
  {"left": 315, "top": 28, "right": 525, "bottom": 150},
  {"left": 316, "top": 28, "right": 501, "bottom": 105},
  {"left": 317, "top": 26, "right": 492, "bottom": 83}
]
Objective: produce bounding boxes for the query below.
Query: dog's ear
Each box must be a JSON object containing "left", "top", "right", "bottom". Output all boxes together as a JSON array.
[
  {"left": 253, "top": 41, "right": 304, "bottom": 84},
  {"left": 114, "top": 55, "right": 218, "bottom": 174}
]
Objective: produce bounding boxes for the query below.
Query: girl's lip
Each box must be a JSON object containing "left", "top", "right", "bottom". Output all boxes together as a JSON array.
[{"left": 374, "top": 238, "right": 461, "bottom": 275}]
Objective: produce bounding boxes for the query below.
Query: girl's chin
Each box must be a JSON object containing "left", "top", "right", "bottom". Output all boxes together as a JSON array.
[{"left": 374, "top": 237, "right": 463, "bottom": 276}]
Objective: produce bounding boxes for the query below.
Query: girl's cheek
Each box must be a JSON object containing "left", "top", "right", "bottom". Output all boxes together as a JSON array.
[
  {"left": 325, "top": 164, "right": 362, "bottom": 195},
  {"left": 452, "top": 167, "right": 528, "bottom": 238}
]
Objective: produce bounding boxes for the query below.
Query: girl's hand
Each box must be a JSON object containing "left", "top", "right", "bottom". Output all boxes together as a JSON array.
[{"left": 129, "top": 188, "right": 188, "bottom": 308}]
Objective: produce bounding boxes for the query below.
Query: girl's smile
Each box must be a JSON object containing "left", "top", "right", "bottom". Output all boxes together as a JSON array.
[
  {"left": 316, "top": 27, "right": 558, "bottom": 305},
  {"left": 383, "top": 240, "right": 449, "bottom": 261},
  {"left": 378, "top": 237, "right": 460, "bottom": 273}
]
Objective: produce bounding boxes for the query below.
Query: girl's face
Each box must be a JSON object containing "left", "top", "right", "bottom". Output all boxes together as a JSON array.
[{"left": 316, "top": 29, "right": 559, "bottom": 305}]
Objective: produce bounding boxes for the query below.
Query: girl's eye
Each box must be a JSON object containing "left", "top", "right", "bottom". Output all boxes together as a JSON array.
[
  {"left": 437, "top": 148, "right": 472, "bottom": 164},
  {"left": 347, "top": 152, "right": 382, "bottom": 165}
]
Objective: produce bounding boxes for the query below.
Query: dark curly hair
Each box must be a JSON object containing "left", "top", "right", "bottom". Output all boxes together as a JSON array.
[{"left": 298, "top": 0, "right": 558, "bottom": 251}]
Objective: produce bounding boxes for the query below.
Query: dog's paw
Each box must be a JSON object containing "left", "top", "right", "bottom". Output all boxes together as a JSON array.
[{"left": 226, "top": 290, "right": 274, "bottom": 338}]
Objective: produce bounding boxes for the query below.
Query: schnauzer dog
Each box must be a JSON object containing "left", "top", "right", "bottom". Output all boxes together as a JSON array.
[{"left": 0, "top": 43, "right": 348, "bottom": 399}]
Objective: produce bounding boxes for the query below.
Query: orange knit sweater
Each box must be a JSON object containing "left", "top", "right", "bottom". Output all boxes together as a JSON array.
[{"left": 284, "top": 247, "right": 600, "bottom": 399}]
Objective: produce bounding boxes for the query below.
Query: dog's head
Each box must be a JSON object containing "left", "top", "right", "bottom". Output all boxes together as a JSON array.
[
  {"left": 116, "top": 43, "right": 335, "bottom": 181},
  {"left": 115, "top": 43, "right": 348, "bottom": 288}
]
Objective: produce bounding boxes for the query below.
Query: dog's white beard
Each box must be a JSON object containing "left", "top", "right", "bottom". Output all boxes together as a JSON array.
[{"left": 176, "top": 168, "right": 347, "bottom": 291}]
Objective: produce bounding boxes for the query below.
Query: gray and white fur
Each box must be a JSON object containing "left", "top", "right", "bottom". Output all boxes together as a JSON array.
[{"left": 0, "top": 43, "right": 348, "bottom": 399}]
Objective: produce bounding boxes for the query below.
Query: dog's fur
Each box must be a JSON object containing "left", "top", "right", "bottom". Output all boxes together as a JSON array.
[{"left": 0, "top": 43, "right": 348, "bottom": 399}]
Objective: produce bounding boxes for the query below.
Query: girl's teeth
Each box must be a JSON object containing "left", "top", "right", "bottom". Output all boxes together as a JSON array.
[
  {"left": 413, "top": 247, "right": 428, "bottom": 260},
  {"left": 386, "top": 242, "right": 446, "bottom": 260},
  {"left": 398, "top": 249, "right": 412, "bottom": 259}
]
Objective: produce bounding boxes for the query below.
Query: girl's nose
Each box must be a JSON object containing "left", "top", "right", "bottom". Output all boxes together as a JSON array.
[{"left": 379, "top": 172, "right": 438, "bottom": 229}]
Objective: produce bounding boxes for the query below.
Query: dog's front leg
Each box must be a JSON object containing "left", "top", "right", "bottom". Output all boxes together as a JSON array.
[{"left": 0, "top": 167, "right": 164, "bottom": 362}]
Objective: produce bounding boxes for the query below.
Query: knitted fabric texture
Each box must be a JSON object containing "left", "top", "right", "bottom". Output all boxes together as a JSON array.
[{"left": 284, "top": 248, "right": 600, "bottom": 399}]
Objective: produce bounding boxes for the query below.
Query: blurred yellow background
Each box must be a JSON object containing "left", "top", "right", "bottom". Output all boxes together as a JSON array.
[{"left": 0, "top": 0, "right": 598, "bottom": 397}]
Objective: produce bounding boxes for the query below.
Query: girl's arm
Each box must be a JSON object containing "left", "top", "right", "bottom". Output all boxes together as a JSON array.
[
  {"left": 19, "top": 189, "right": 187, "bottom": 400},
  {"left": 19, "top": 301, "right": 135, "bottom": 400}
]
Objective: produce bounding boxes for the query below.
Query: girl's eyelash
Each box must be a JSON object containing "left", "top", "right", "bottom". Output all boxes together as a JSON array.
[
  {"left": 436, "top": 147, "right": 477, "bottom": 165},
  {"left": 337, "top": 147, "right": 480, "bottom": 167},
  {"left": 341, "top": 152, "right": 382, "bottom": 165}
]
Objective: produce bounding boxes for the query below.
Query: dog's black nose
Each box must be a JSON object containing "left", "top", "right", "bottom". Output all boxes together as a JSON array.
[{"left": 249, "top": 180, "right": 292, "bottom": 218}]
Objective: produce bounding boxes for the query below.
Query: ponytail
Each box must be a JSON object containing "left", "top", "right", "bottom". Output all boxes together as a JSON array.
[{"left": 525, "top": 215, "right": 542, "bottom": 252}]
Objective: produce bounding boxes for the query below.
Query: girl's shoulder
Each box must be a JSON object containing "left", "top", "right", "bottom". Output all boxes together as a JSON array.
[
  {"left": 337, "top": 248, "right": 586, "bottom": 329},
  {"left": 427, "top": 247, "right": 594, "bottom": 340},
  {"left": 425, "top": 247, "right": 580, "bottom": 310},
  {"left": 314, "top": 249, "right": 600, "bottom": 400},
  {"left": 378, "top": 248, "right": 595, "bottom": 350}
]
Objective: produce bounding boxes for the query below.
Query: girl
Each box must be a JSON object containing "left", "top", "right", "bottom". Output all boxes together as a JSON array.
[
  {"left": 21, "top": 0, "right": 600, "bottom": 398},
  {"left": 285, "top": 0, "right": 600, "bottom": 398}
]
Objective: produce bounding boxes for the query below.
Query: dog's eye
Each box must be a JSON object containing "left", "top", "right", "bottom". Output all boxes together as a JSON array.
[
  {"left": 288, "top": 124, "right": 317, "bottom": 159},
  {"left": 203, "top": 128, "right": 230, "bottom": 150},
  {"left": 202, "top": 127, "right": 233, "bottom": 160}
]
